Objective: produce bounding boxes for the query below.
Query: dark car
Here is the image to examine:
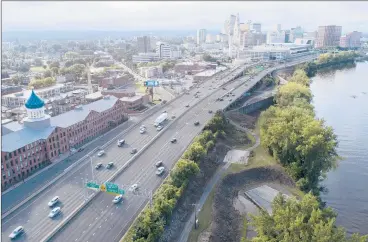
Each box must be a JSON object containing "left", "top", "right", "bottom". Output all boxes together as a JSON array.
[
  {"left": 208, "top": 110, "right": 213, "bottom": 114},
  {"left": 78, "top": 148, "right": 84, "bottom": 152},
  {"left": 171, "top": 138, "right": 177, "bottom": 143},
  {"left": 130, "top": 148, "right": 137, "bottom": 154},
  {"left": 194, "top": 121, "right": 200, "bottom": 126},
  {"left": 185, "top": 104, "right": 190, "bottom": 107}
]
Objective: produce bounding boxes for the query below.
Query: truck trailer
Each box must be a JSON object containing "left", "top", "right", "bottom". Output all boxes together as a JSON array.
[{"left": 154, "top": 112, "right": 168, "bottom": 127}]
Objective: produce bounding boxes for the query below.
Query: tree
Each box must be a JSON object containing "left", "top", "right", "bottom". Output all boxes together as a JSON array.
[
  {"left": 51, "top": 67, "right": 59, "bottom": 76},
  {"left": 133, "top": 208, "right": 165, "bottom": 242},
  {"left": 205, "top": 111, "right": 227, "bottom": 133},
  {"left": 288, "top": 69, "right": 310, "bottom": 86},
  {"left": 28, "top": 77, "right": 56, "bottom": 89},
  {"left": 170, "top": 159, "right": 200, "bottom": 188},
  {"left": 43, "top": 69, "right": 53, "bottom": 78},
  {"left": 11, "top": 75, "right": 22, "bottom": 85},
  {"left": 49, "top": 61, "right": 60, "bottom": 68},
  {"left": 250, "top": 193, "right": 368, "bottom": 242},
  {"left": 182, "top": 141, "right": 207, "bottom": 162},
  {"left": 275, "top": 82, "right": 313, "bottom": 109},
  {"left": 33, "top": 58, "right": 43, "bottom": 66}
]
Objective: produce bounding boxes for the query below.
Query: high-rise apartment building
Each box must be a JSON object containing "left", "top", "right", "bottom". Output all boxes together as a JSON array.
[
  {"left": 315, "top": 25, "right": 342, "bottom": 48},
  {"left": 197, "top": 29, "right": 207, "bottom": 45},
  {"left": 251, "top": 23, "right": 262, "bottom": 33},
  {"left": 137, "top": 36, "right": 151, "bottom": 53},
  {"left": 339, "top": 31, "right": 362, "bottom": 48},
  {"left": 156, "top": 42, "right": 171, "bottom": 59}
]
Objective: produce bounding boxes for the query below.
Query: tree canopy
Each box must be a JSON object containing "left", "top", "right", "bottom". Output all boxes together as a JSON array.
[
  {"left": 251, "top": 193, "right": 368, "bottom": 242},
  {"left": 275, "top": 82, "right": 313, "bottom": 110},
  {"left": 288, "top": 69, "right": 310, "bottom": 86},
  {"left": 28, "top": 77, "right": 56, "bottom": 89}
]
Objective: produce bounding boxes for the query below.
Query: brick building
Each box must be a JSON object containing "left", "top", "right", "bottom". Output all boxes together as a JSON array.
[{"left": 1, "top": 90, "right": 128, "bottom": 189}]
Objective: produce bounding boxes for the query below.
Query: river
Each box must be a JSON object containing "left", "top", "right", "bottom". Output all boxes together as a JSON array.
[{"left": 310, "top": 61, "right": 368, "bottom": 235}]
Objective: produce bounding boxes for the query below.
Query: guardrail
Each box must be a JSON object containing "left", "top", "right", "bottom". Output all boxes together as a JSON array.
[
  {"left": 2, "top": 96, "right": 184, "bottom": 221},
  {"left": 41, "top": 72, "right": 230, "bottom": 242}
]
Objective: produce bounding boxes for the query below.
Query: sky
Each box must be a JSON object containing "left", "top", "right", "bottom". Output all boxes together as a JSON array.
[{"left": 2, "top": 1, "right": 368, "bottom": 34}]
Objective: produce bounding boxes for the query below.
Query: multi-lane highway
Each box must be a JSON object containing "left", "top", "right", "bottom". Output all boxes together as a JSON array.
[
  {"left": 1, "top": 56, "right": 315, "bottom": 242},
  {"left": 1, "top": 65, "right": 245, "bottom": 242},
  {"left": 47, "top": 55, "right": 316, "bottom": 242}
]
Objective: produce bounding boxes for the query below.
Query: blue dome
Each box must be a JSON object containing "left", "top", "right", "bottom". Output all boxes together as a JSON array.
[{"left": 25, "top": 90, "right": 45, "bottom": 109}]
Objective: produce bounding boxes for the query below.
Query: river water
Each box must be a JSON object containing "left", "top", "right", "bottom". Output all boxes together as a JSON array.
[{"left": 310, "top": 61, "right": 368, "bottom": 235}]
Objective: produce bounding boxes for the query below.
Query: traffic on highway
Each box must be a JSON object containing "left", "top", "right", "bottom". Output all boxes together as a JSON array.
[{"left": 1, "top": 55, "right": 315, "bottom": 242}]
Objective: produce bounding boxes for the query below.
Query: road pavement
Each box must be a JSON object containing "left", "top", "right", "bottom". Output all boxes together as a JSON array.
[{"left": 1, "top": 66, "right": 243, "bottom": 242}]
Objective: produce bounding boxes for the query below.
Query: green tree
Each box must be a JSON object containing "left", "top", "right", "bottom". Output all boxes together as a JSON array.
[
  {"left": 288, "top": 69, "right": 310, "bottom": 86},
  {"left": 43, "top": 69, "right": 53, "bottom": 78},
  {"left": 275, "top": 82, "right": 313, "bottom": 109},
  {"left": 170, "top": 159, "right": 200, "bottom": 188},
  {"left": 251, "top": 193, "right": 368, "bottom": 242},
  {"left": 133, "top": 208, "right": 165, "bottom": 242},
  {"left": 205, "top": 111, "right": 227, "bottom": 133},
  {"left": 51, "top": 67, "right": 59, "bottom": 76},
  {"left": 182, "top": 142, "right": 207, "bottom": 162},
  {"left": 49, "top": 61, "right": 60, "bottom": 68}
]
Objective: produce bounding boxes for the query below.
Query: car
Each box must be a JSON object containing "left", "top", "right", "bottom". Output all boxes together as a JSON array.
[
  {"left": 97, "top": 150, "right": 105, "bottom": 157},
  {"left": 9, "top": 226, "right": 24, "bottom": 239},
  {"left": 155, "top": 160, "right": 163, "bottom": 167},
  {"left": 171, "top": 138, "right": 177, "bottom": 143},
  {"left": 208, "top": 110, "right": 213, "bottom": 114},
  {"left": 219, "top": 98, "right": 224, "bottom": 101},
  {"left": 130, "top": 148, "right": 137, "bottom": 154},
  {"left": 48, "top": 196, "right": 60, "bottom": 207},
  {"left": 171, "top": 115, "right": 176, "bottom": 119},
  {"left": 117, "top": 139, "right": 125, "bottom": 147},
  {"left": 95, "top": 163, "right": 103, "bottom": 169},
  {"left": 129, "top": 184, "right": 138, "bottom": 192},
  {"left": 194, "top": 121, "right": 200, "bottom": 126},
  {"left": 156, "top": 167, "right": 165, "bottom": 176},
  {"left": 112, "top": 195, "right": 123, "bottom": 204},
  {"left": 185, "top": 104, "right": 190, "bottom": 107},
  {"left": 229, "top": 99, "right": 233, "bottom": 101},
  {"left": 78, "top": 148, "right": 84, "bottom": 152},
  {"left": 106, "top": 162, "right": 114, "bottom": 169},
  {"left": 156, "top": 125, "right": 163, "bottom": 131},
  {"left": 140, "top": 128, "right": 146, "bottom": 134},
  {"left": 48, "top": 207, "right": 61, "bottom": 218}
]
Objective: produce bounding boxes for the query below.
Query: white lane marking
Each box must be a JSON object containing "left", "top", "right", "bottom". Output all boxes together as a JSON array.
[
  {"left": 93, "top": 233, "right": 95, "bottom": 236},
  {"left": 99, "top": 225, "right": 102, "bottom": 228},
  {"left": 89, "top": 224, "right": 91, "bottom": 227},
  {"left": 75, "top": 239, "right": 78, "bottom": 241}
]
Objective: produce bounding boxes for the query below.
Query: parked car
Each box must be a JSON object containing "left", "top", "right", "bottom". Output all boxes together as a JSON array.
[
  {"left": 48, "top": 207, "right": 61, "bottom": 218},
  {"left": 97, "top": 150, "right": 105, "bottom": 157},
  {"left": 9, "top": 226, "right": 24, "bottom": 239},
  {"left": 48, "top": 196, "right": 60, "bottom": 207},
  {"left": 155, "top": 160, "right": 163, "bottom": 167},
  {"left": 156, "top": 167, "right": 165, "bottom": 176},
  {"left": 112, "top": 195, "right": 123, "bottom": 204},
  {"left": 95, "top": 163, "right": 103, "bottom": 169},
  {"left": 131, "top": 148, "right": 137, "bottom": 154},
  {"left": 106, "top": 162, "right": 114, "bottom": 169}
]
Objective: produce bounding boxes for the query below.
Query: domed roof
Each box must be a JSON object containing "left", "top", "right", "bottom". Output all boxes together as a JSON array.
[{"left": 25, "top": 90, "right": 45, "bottom": 109}]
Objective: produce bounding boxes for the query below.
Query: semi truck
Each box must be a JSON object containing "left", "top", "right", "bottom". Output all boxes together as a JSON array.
[{"left": 154, "top": 112, "right": 168, "bottom": 127}]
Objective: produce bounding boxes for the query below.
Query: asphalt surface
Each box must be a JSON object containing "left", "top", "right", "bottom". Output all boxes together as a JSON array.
[
  {"left": 1, "top": 66, "right": 243, "bottom": 242},
  {"left": 1, "top": 56, "right": 315, "bottom": 242}
]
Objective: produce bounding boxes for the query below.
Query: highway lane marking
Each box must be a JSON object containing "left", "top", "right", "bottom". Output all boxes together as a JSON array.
[
  {"left": 93, "top": 233, "right": 95, "bottom": 236},
  {"left": 89, "top": 224, "right": 91, "bottom": 227}
]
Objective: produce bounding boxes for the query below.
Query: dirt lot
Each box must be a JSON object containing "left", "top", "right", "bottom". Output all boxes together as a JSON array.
[
  {"left": 159, "top": 122, "right": 252, "bottom": 242},
  {"left": 209, "top": 166, "right": 296, "bottom": 242}
]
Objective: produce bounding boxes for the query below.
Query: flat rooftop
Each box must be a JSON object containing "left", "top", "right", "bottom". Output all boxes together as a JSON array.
[{"left": 2, "top": 84, "right": 67, "bottom": 98}]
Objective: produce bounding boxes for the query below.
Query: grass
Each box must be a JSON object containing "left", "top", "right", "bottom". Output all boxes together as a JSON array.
[
  {"left": 187, "top": 188, "right": 216, "bottom": 242},
  {"left": 30, "top": 66, "right": 47, "bottom": 73}
]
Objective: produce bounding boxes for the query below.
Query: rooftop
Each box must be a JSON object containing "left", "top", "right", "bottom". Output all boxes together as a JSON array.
[
  {"left": 2, "top": 83, "right": 66, "bottom": 99},
  {"left": 85, "top": 91, "right": 103, "bottom": 100},
  {"left": 2, "top": 126, "right": 55, "bottom": 152},
  {"left": 120, "top": 95, "right": 142, "bottom": 103}
]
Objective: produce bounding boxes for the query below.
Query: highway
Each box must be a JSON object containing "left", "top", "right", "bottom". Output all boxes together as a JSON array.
[
  {"left": 1, "top": 55, "right": 314, "bottom": 242},
  {"left": 0, "top": 65, "right": 244, "bottom": 242},
  {"left": 48, "top": 56, "right": 316, "bottom": 242}
]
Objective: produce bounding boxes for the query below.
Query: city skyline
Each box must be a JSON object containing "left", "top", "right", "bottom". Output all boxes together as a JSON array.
[{"left": 3, "top": 1, "right": 368, "bottom": 33}]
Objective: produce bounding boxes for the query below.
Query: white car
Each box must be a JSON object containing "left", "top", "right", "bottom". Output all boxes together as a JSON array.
[
  {"left": 48, "top": 196, "right": 59, "bottom": 207},
  {"left": 117, "top": 139, "right": 125, "bottom": 147},
  {"left": 95, "top": 163, "right": 103, "bottom": 169},
  {"left": 140, "top": 128, "right": 146, "bottom": 134},
  {"left": 97, "top": 150, "right": 105, "bottom": 157},
  {"left": 155, "top": 160, "right": 163, "bottom": 167},
  {"left": 48, "top": 207, "right": 61, "bottom": 218},
  {"left": 156, "top": 167, "right": 165, "bottom": 176},
  {"left": 9, "top": 226, "right": 24, "bottom": 239},
  {"left": 112, "top": 195, "right": 123, "bottom": 204},
  {"left": 156, "top": 125, "right": 163, "bottom": 131},
  {"left": 129, "top": 184, "right": 138, "bottom": 192}
]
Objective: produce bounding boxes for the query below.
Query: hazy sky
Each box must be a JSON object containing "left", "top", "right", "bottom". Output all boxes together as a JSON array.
[{"left": 3, "top": 1, "right": 368, "bottom": 33}]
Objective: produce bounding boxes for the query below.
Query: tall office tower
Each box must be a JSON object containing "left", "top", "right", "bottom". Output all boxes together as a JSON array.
[
  {"left": 156, "top": 42, "right": 171, "bottom": 59},
  {"left": 315, "top": 25, "right": 342, "bottom": 48},
  {"left": 251, "top": 23, "right": 261, "bottom": 33},
  {"left": 137, "top": 36, "right": 151, "bottom": 53},
  {"left": 197, "top": 29, "right": 207, "bottom": 45}
]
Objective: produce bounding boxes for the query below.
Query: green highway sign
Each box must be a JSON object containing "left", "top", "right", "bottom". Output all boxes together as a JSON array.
[
  {"left": 118, "top": 189, "right": 125, "bottom": 195},
  {"left": 105, "top": 182, "right": 119, "bottom": 193},
  {"left": 86, "top": 181, "right": 100, "bottom": 190}
]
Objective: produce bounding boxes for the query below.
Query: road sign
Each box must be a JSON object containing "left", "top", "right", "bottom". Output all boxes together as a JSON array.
[
  {"left": 144, "top": 80, "right": 159, "bottom": 87},
  {"left": 105, "top": 182, "right": 119, "bottom": 193},
  {"left": 118, "top": 189, "right": 125, "bottom": 195},
  {"left": 86, "top": 181, "right": 100, "bottom": 190}
]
